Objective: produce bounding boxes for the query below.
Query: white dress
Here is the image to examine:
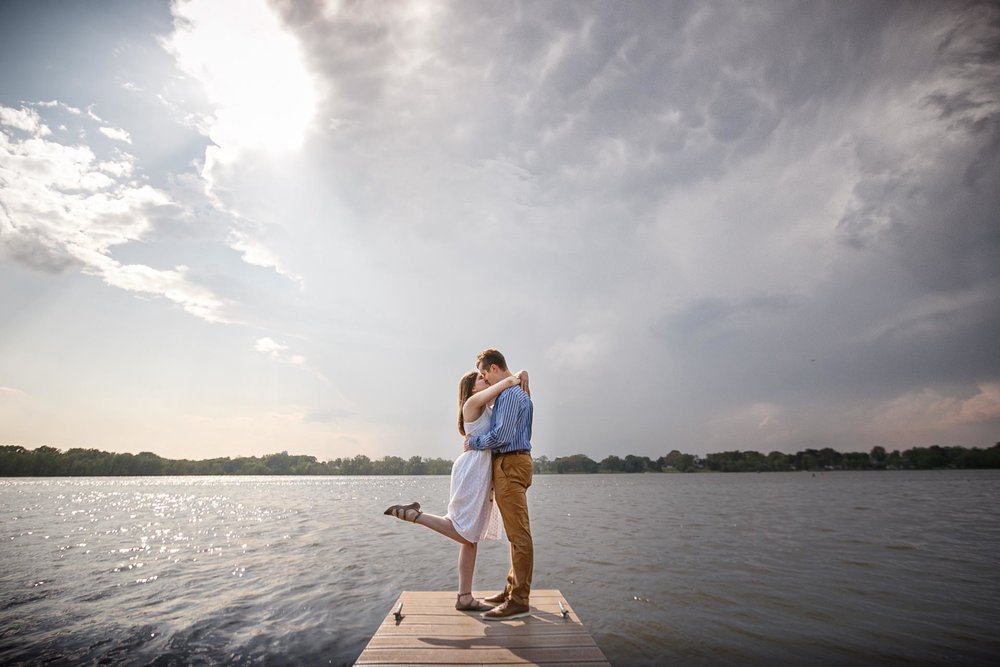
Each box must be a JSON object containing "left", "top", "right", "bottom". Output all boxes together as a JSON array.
[{"left": 445, "top": 406, "right": 504, "bottom": 542}]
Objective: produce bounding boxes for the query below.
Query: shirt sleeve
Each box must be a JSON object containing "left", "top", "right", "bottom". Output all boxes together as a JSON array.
[{"left": 469, "top": 389, "right": 521, "bottom": 450}]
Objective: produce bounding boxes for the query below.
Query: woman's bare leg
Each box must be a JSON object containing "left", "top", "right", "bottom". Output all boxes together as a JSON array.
[
  {"left": 458, "top": 542, "right": 477, "bottom": 595},
  {"left": 395, "top": 510, "right": 480, "bottom": 600},
  {"left": 411, "top": 511, "right": 473, "bottom": 545}
]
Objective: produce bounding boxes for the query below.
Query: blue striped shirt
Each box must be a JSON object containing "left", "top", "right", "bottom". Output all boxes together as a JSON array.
[{"left": 468, "top": 385, "right": 533, "bottom": 454}]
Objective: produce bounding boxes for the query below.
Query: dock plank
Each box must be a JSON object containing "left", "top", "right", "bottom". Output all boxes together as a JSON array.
[
  {"left": 356, "top": 590, "right": 610, "bottom": 666},
  {"left": 365, "top": 634, "right": 599, "bottom": 650}
]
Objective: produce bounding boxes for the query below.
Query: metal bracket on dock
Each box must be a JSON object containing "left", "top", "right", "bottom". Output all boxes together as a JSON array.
[
  {"left": 393, "top": 602, "right": 404, "bottom": 623},
  {"left": 558, "top": 600, "right": 570, "bottom": 619}
]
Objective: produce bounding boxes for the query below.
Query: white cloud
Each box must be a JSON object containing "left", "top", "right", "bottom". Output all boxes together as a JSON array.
[
  {"left": 255, "top": 337, "right": 287, "bottom": 355},
  {"left": 158, "top": 0, "right": 318, "bottom": 284},
  {"left": 255, "top": 337, "right": 305, "bottom": 365},
  {"left": 0, "top": 103, "right": 230, "bottom": 323},
  {"left": 96, "top": 158, "right": 134, "bottom": 179},
  {"left": 227, "top": 227, "right": 303, "bottom": 286},
  {"left": 81, "top": 253, "right": 230, "bottom": 323},
  {"left": 162, "top": 0, "right": 318, "bottom": 161},
  {"left": 865, "top": 384, "right": 1000, "bottom": 444},
  {"left": 37, "top": 100, "right": 83, "bottom": 115},
  {"left": 0, "top": 386, "right": 26, "bottom": 397},
  {"left": 98, "top": 126, "right": 132, "bottom": 143},
  {"left": 0, "top": 105, "right": 50, "bottom": 136},
  {"left": 228, "top": 230, "right": 283, "bottom": 269}
]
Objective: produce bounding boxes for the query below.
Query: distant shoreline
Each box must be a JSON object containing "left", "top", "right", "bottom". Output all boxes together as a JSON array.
[
  {"left": 2, "top": 470, "right": 998, "bottom": 479},
  {"left": 2, "top": 443, "right": 998, "bottom": 476}
]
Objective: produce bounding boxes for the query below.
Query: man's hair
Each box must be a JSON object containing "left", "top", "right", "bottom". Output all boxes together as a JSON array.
[{"left": 476, "top": 348, "right": 507, "bottom": 371}]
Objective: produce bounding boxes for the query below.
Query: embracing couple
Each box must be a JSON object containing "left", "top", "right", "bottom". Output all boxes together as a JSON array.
[{"left": 384, "top": 348, "right": 534, "bottom": 621}]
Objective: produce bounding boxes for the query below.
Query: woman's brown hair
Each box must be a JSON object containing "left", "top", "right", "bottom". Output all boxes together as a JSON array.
[{"left": 457, "top": 370, "right": 479, "bottom": 435}]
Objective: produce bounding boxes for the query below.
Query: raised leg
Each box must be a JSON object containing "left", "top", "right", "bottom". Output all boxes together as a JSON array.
[{"left": 413, "top": 512, "right": 473, "bottom": 545}]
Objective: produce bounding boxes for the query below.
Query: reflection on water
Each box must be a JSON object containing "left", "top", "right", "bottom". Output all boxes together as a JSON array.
[{"left": 1, "top": 471, "right": 999, "bottom": 665}]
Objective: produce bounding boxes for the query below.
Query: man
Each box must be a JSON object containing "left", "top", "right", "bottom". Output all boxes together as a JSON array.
[{"left": 464, "top": 348, "right": 534, "bottom": 621}]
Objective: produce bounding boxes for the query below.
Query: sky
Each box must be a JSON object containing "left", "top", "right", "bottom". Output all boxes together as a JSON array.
[{"left": 1, "top": 0, "right": 998, "bottom": 462}]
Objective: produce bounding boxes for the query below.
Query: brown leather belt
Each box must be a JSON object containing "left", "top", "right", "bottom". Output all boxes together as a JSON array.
[{"left": 495, "top": 450, "right": 531, "bottom": 457}]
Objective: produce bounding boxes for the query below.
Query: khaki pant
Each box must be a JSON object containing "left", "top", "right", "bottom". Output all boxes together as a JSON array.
[{"left": 492, "top": 452, "right": 533, "bottom": 605}]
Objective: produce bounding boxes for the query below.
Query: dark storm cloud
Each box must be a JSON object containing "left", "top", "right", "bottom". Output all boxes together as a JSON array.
[
  {"left": 834, "top": 3, "right": 1000, "bottom": 295},
  {"left": 273, "top": 1, "right": 1000, "bottom": 453}
]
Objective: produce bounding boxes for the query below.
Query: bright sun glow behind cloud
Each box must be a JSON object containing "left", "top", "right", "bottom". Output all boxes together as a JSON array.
[{"left": 162, "top": 0, "right": 318, "bottom": 161}]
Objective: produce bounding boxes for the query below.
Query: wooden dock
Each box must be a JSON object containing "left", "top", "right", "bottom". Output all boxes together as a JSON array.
[{"left": 356, "top": 589, "right": 610, "bottom": 666}]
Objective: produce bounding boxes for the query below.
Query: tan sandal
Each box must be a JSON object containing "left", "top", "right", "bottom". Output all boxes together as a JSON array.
[
  {"left": 455, "top": 592, "right": 493, "bottom": 612},
  {"left": 383, "top": 502, "right": 422, "bottom": 522}
]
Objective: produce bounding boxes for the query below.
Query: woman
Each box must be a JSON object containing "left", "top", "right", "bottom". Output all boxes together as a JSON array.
[{"left": 384, "top": 369, "right": 529, "bottom": 611}]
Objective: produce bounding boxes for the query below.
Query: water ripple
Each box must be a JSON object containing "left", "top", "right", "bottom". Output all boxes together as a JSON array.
[{"left": 1, "top": 472, "right": 999, "bottom": 665}]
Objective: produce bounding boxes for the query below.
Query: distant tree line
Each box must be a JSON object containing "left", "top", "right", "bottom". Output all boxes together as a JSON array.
[
  {"left": 531, "top": 452, "right": 697, "bottom": 474},
  {"left": 0, "top": 446, "right": 453, "bottom": 477},
  {"left": 1, "top": 443, "right": 998, "bottom": 477},
  {"left": 532, "top": 444, "right": 1000, "bottom": 473}
]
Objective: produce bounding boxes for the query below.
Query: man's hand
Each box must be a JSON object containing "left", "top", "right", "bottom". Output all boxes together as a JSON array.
[
  {"left": 463, "top": 435, "right": 473, "bottom": 452},
  {"left": 516, "top": 370, "right": 530, "bottom": 397}
]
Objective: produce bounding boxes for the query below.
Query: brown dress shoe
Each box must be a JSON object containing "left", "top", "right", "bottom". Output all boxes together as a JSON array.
[
  {"left": 482, "top": 591, "right": 508, "bottom": 604},
  {"left": 481, "top": 599, "right": 530, "bottom": 621}
]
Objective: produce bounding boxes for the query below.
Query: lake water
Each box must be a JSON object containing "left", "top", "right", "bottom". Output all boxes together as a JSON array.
[{"left": 1, "top": 471, "right": 998, "bottom": 666}]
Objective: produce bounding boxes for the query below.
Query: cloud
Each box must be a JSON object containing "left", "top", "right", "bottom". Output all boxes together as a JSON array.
[
  {"left": 255, "top": 337, "right": 305, "bottom": 365},
  {"left": 232, "top": 0, "right": 1000, "bottom": 455},
  {"left": 5, "top": 1, "right": 998, "bottom": 459},
  {"left": 161, "top": 0, "right": 318, "bottom": 161},
  {"left": 303, "top": 408, "right": 353, "bottom": 423},
  {"left": 159, "top": 0, "right": 318, "bottom": 284},
  {"left": 863, "top": 383, "right": 1000, "bottom": 446},
  {"left": 657, "top": 293, "right": 806, "bottom": 343},
  {"left": 254, "top": 337, "right": 286, "bottom": 355},
  {"left": 0, "top": 106, "right": 50, "bottom": 135},
  {"left": 226, "top": 225, "right": 303, "bottom": 286},
  {"left": 84, "top": 256, "right": 229, "bottom": 323},
  {"left": 98, "top": 126, "right": 132, "bottom": 143},
  {"left": 546, "top": 332, "right": 607, "bottom": 372},
  {"left": 0, "top": 102, "right": 231, "bottom": 323},
  {"left": 0, "top": 386, "right": 26, "bottom": 397},
  {"left": 176, "top": 405, "right": 390, "bottom": 459},
  {"left": 708, "top": 401, "right": 793, "bottom": 449}
]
